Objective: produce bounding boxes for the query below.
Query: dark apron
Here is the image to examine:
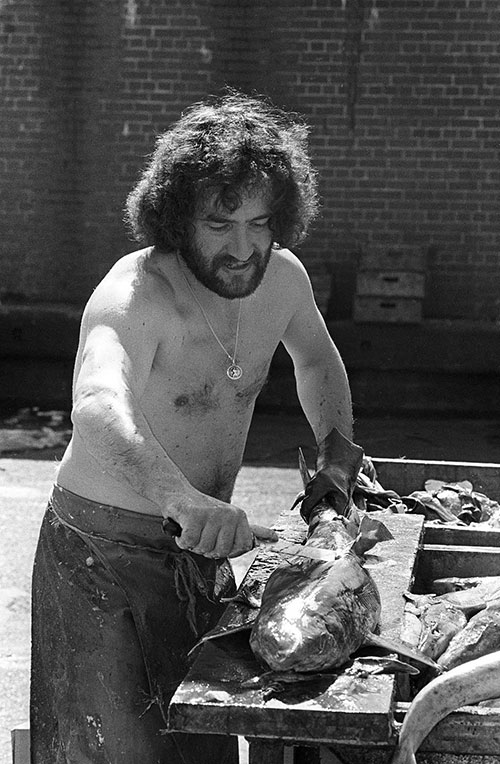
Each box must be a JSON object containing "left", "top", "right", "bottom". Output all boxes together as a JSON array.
[{"left": 30, "top": 485, "right": 238, "bottom": 764}]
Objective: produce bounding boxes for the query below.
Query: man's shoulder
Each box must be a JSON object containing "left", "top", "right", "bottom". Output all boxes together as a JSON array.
[
  {"left": 85, "top": 248, "right": 178, "bottom": 322},
  {"left": 267, "top": 246, "right": 312, "bottom": 291}
]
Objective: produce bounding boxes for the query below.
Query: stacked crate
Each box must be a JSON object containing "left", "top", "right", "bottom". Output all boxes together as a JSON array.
[{"left": 353, "top": 247, "right": 426, "bottom": 323}]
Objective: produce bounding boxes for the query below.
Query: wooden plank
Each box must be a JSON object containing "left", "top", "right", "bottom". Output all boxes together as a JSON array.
[
  {"left": 424, "top": 524, "right": 500, "bottom": 548},
  {"left": 372, "top": 457, "right": 500, "bottom": 502},
  {"left": 416, "top": 544, "right": 500, "bottom": 587},
  {"left": 299, "top": 703, "right": 500, "bottom": 760},
  {"left": 393, "top": 702, "right": 500, "bottom": 757},
  {"left": 168, "top": 514, "right": 424, "bottom": 746},
  {"left": 367, "top": 513, "right": 424, "bottom": 641}
]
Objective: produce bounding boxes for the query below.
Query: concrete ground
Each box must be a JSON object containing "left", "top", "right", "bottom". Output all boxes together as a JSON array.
[{"left": 1, "top": 411, "right": 500, "bottom": 763}]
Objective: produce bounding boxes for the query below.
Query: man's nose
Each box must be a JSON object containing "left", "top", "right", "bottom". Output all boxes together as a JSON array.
[{"left": 230, "top": 227, "right": 253, "bottom": 261}]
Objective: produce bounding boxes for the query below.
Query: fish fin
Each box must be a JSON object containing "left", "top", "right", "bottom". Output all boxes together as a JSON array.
[
  {"left": 290, "top": 491, "right": 306, "bottom": 511},
  {"left": 350, "top": 513, "right": 394, "bottom": 556},
  {"left": 298, "top": 448, "right": 312, "bottom": 487},
  {"left": 365, "top": 632, "right": 442, "bottom": 674},
  {"left": 187, "top": 614, "right": 256, "bottom": 656},
  {"left": 352, "top": 656, "right": 420, "bottom": 676}
]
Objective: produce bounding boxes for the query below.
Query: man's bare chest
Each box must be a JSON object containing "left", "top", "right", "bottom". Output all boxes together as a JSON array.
[
  {"left": 149, "top": 299, "right": 286, "bottom": 412},
  {"left": 147, "top": 344, "right": 272, "bottom": 416}
]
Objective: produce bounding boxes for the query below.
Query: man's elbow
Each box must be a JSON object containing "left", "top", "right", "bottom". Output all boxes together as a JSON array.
[{"left": 71, "top": 382, "right": 120, "bottom": 435}]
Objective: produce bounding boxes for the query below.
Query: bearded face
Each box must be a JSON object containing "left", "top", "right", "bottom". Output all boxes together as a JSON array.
[{"left": 178, "top": 191, "right": 274, "bottom": 299}]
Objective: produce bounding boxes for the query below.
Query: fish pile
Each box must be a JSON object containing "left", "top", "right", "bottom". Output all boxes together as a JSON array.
[
  {"left": 402, "top": 575, "right": 500, "bottom": 670},
  {"left": 249, "top": 428, "right": 437, "bottom": 675},
  {"left": 391, "top": 575, "right": 500, "bottom": 763},
  {"left": 354, "top": 464, "right": 500, "bottom": 528},
  {"left": 245, "top": 443, "right": 500, "bottom": 760}
]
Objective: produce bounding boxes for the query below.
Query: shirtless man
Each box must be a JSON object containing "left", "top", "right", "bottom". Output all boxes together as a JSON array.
[{"left": 31, "top": 93, "right": 354, "bottom": 764}]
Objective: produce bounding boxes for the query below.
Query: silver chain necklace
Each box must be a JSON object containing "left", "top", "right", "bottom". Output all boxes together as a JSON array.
[{"left": 179, "top": 263, "right": 243, "bottom": 380}]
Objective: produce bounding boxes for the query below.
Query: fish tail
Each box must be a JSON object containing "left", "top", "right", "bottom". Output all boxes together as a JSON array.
[{"left": 298, "top": 448, "right": 312, "bottom": 485}]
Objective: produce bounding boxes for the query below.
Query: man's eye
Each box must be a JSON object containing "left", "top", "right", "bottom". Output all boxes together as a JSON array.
[
  {"left": 251, "top": 219, "right": 270, "bottom": 229},
  {"left": 207, "top": 222, "right": 230, "bottom": 231}
]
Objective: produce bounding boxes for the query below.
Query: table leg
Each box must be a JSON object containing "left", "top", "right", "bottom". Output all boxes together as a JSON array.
[
  {"left": 292, "top": 745, "right": 321, "bottom": 764},
  {"left": 246, "top": 738, "right": 285, "bottom": 764}
]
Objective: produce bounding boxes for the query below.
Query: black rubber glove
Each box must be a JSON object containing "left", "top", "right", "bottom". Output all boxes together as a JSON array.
[{"left": 299, "top": 427, "right": 364, "bottom": 523}]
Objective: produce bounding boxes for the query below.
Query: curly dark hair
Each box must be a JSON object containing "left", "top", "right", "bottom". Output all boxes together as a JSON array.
[{"left": 124, "top": 92, "right": 319, "bottom": 251}]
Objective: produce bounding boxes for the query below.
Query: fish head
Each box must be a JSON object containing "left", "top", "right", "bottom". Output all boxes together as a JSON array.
[
  {"left": 250, "top": 557, "right": 381, "bottom": 673},
  {"left": 249, "top": 594, "right": 343, "bottom": 672}
]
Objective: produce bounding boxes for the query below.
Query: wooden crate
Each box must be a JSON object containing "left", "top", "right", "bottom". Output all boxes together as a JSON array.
[
  {"left": 353, "top": 295, "right": 423, "bottom": 323},
  {"left": 355, "top": 270, "right": 425, "bottom": 298},
  {"left": 354, "top": 247, "right": 425, "bottom": 324}
]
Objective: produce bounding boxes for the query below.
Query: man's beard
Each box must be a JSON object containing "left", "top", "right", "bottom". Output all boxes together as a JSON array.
[{"left": 178, "top": 242, "right": 273, "bottom": 299}]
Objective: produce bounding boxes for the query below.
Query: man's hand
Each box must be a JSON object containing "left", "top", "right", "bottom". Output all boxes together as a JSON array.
[{"left": 169, "top": 499, "right": 277, "bottom": 559}]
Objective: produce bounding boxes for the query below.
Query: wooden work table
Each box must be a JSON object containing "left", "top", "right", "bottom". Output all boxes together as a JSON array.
[{"left": 168, "top": 511, "right": 425, "bottom": 763}]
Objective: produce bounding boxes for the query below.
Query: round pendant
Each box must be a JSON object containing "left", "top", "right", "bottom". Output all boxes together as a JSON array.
[{"left": 227, "top": 364, "right": 243, "bottom": 380}]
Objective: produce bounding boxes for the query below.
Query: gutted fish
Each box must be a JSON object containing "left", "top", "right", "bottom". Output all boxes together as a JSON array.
[
  {"left": 250, "top": 516, "right": 390, "bottom": 672},
  {"left": 429, "top": 576, "right": 500, "bottom": 618},
  {"left": 432, "top": 574, "right": 500, "bottom": 597},
  {"left": 391, "top": 650, "right": 500, "bottom": 764},
  {"left": 403, "top": 593, "right": 466, "bottom": 661},
  {"left": 249, "top": 428, "right": 387, "bottom": 672},
  {"left": 438, "top": 600, "right": 500, "bottom": 670}
]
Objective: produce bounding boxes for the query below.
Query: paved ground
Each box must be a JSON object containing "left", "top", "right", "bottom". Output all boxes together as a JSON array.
[{"left": 1, "top": 411, "right": 500, "bottom": 763}]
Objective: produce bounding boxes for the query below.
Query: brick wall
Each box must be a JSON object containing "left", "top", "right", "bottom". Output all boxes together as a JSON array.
[{"left": 1, "top": 0, "right": 499, "bottom": 320}]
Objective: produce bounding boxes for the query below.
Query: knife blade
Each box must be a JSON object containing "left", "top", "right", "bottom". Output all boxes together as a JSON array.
[
  {"left": 164, "top": 518, "right": 337, "bottom": 562},
  {"left": 255, "top": 539, "right": 337, "bottom": 562}
]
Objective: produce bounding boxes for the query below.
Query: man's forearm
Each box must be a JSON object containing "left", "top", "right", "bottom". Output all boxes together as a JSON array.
[
  {"left": 72, "top": 387, "right": 203, "bottom": 513},
  {"left": 295, "top": 360, "right": 353, "bottom": 444}
]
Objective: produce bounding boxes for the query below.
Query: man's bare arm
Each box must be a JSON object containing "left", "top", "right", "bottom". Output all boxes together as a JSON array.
[
  {"left": 281, "top": 259, "right": 353, "bottom": 443},
  {"left": 71, "top": 311, "right": 275, "bottom": 558}
]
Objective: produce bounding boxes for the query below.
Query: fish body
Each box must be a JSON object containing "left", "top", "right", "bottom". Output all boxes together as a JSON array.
[
  {"left": 417, "top": 601, "right": 466, "bottom": 660},
  {"left": 196, "top": 428, "right": 440, "bottom": 675},
  {"left": 249, "top": 502, "right": 391, "bottom": 673},
  {"left": 438, "top": 600, "right": 500, "bottom": 669},
  {"left": 403, "top": 593, "right": 467, "bottom": 660},
  {"left": 432, "top": 575, "right": 500, "bottom": 597},
  {"left": 248, "top": 428, "right": 442, "bottom": 675},
  {"left": 391, "top": 650, "right": 500, "bottom": 764},
  {"left": 429, "top": 576, "right": 500, "bottom": 618}
]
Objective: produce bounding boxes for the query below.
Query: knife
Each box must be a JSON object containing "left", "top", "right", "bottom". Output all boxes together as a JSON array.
[
  {"left": 164, "top": 518, "right": 337, "bottom": 562},
  {"left": 254, "top": 538, "right": 338, "bottom": 562}
]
